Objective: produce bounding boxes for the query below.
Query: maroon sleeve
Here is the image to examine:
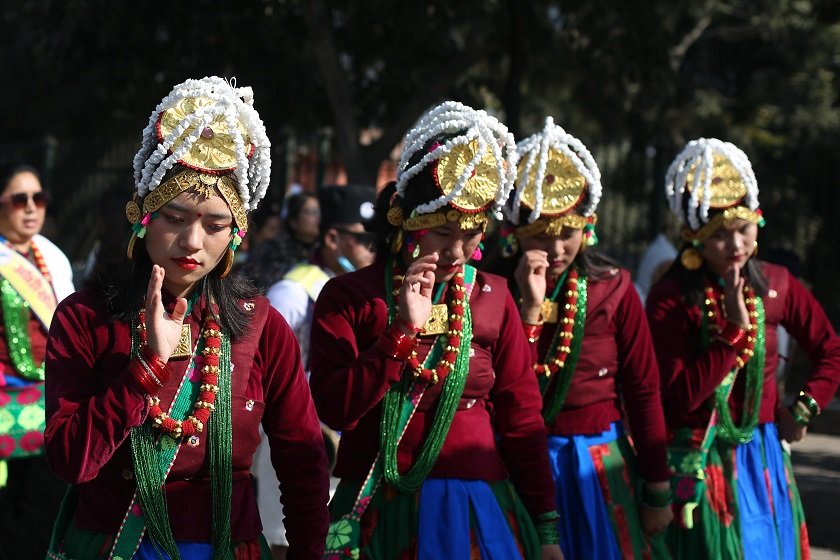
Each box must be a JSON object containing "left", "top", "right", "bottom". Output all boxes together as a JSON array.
[
  {"left": 258, "top": 306, "right": 330, "bottom": 559},
  {"left": 646, "top": 280, "right": 739, "bottom": 414},
  {"left": 44, "top": 294, "right": 148, "bottom": 484},
  {"left": 614, "top": 286, "right": 670, "bottom": 482},
  {"left": 489, "top": 288, "right": 556, "bottom": 517},
  {"left": 782, "top": 273, "right": 840, "bottom": 410},
  {"left": 309, "top": 277, "right": 404, "bottom": 431}
]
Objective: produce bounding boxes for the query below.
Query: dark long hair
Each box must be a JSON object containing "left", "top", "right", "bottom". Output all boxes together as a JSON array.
[
  {"left": 0, "top": 163, "right": 40, "bottom": 191},
  {"left": 87, "top": 167, "right": 257, "bottom": 339}
]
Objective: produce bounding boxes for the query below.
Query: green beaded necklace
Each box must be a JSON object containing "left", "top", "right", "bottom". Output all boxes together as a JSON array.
[
  {"left": 127, "top": 300, "right": 234, "bottom": 559},
  {"left": 380, "top": 258, "right": 474, "bottom": 493},
  {"left": 538, "top": 272, "right": 588, "bottom": 424},
  {"left": 701, "top": 282, "right": 766, "bottom": 445}
]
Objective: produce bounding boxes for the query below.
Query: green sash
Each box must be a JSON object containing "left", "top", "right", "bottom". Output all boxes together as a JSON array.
[
  {"left": 668, "top": 296, "right": 766, "bottom": 529},
  {"left": 108, "top": 334, "right": 205, "bottom": 559}
]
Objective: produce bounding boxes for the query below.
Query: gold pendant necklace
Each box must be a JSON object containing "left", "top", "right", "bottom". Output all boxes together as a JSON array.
[{"left": 169, "top": 323, "right": 193, "bottom": 359}]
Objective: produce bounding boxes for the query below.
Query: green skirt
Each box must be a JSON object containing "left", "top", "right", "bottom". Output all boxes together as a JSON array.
[
  {"left": 329, "top": 478, "right": 542, "bottom": 559},
  {"left": 667, "top": 424, "right": 808, "bottom": 560},
  {"left": 46, "top": 520, "right": 271, "bottom": 560}
]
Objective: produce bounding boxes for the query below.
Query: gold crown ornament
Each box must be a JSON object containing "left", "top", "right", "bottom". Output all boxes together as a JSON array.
[
  {"left": 127, "top": 77, "right": 271, "bottom": 263},
  {"left": 666, "top": 138, "right": 764, "bottom": 240},
  {"left": 391, "top": 101, "right": 517, "bottom": 234},
  {"left": 157, "top": 96, "right": 255, "bottom": 173},
  {"left": 509, "top": 117, "right": 602, "bottom": 243}
]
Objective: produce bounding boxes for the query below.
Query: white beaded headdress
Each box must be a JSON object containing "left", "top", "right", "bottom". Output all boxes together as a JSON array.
[
  {"left": 665, "top": 138, "right": 760, "bottom": 233},
  {"left": 509, "top": 116, "right": 602, "bottom": 225},
  {"left": 394, "top": 101, "right": 517, "bottom": 218},
  {"left": 132, "top": 76, "right": 271, "bottom": 214}
]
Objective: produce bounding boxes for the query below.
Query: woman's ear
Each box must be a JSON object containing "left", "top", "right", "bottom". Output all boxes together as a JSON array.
[{"left": 323, "top": 228, "right": 339, "bottom": 251}]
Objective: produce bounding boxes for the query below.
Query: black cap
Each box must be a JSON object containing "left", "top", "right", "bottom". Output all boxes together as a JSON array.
[{"left": 317, "top": 184, "right": 376, "bottom": 230}]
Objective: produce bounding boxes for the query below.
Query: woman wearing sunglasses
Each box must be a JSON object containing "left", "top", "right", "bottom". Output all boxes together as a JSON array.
[{"left": 0, "top": 163, "right": 75, "bottom": 560}]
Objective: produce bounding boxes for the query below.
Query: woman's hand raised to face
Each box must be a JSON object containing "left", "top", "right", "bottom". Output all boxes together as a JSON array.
[
  {"left": 145, "top": 264, "right": 189, "bottom": 362},
  {"left": 515, "top": 249, "right": 549, "bottom": 324},
  {"left": 723, "top": 265, "right": 750, "bottom": 329},
  {"left": 397, "top": 252, "right": 438, "bottom": 334}
]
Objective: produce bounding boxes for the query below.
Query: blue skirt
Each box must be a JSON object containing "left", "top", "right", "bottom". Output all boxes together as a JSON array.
[
  {"left": 736, "top": 423, "right": 802, "bottom": 560},
  {"left": 548, "top": 422, "right": 671, "bottom": 560}
]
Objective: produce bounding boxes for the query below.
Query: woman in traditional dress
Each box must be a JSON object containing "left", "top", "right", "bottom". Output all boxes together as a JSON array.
[
  {"left": 309, "top": 101, "right": 564, "bottom": 559},
  {"left": 43, "top": 77, "right": 330, "bottom": 559},
  {"left": 0, "top": 163, "right": 74, "bottom": 560},
  {"left": 646, "top": 137, "right": 840, "bottom": 559},
  {"left": 498, "top": 117, "right": 673, "bottom": 559}
]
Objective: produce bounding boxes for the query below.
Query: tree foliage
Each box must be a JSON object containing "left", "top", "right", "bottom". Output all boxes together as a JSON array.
[{"left": 1, "top": 0, "right": 839, "bottom": 318}]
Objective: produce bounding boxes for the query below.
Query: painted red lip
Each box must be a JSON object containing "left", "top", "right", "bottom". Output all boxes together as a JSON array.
[
  {"left": 727, "top": 254, "right": 746, "bottom": 262},
  {"left": 173, "top": 257, "right": 200, "bottom": 270},
  {"left": 442, "top": 263, "right": 460, "bottom": 273},
  {"left": 550, "top": 259, "right": 566, "bottom": 268}
]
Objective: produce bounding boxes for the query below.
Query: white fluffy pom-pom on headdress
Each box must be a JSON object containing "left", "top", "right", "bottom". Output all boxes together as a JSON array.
[
  {"left": 132, "top": 76, "right": 271, "bottom": 213},
  {"left": 665, "top": 138, "right": 760, "bottom": 233},
  {"left": 394, "top": 100, "right": 517, "bottom": 218},
  {"left": 509, "top": 116, "right": 602, "bottom": 225}
]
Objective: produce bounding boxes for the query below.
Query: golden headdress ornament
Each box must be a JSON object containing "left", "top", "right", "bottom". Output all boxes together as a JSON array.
[
  {"left": 665, "top": 138, "right": 764, "bottom": 241},
  {"left": 392, "top": 101, "right": 517, "bottom": 229},
  {"left": 509, "top": 117, "right": 602, "bottom": 240},
  {"left": 128, "top": 76, "right": 271, "bottom": 233},
  {"left": 125, "top": 77, "right": 271, "bottom": 266}
]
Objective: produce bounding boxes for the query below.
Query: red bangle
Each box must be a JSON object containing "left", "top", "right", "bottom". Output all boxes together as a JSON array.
[
  {"left": 129, "top": 357, "right": 163, "bottom": 394},
  {"left": 377, "top": 322, "right": 418, "bottom": 360},
  {"left": 717, "top": 322, "right": 746, "bottom": 348},
  {"left": 398, "top": 317, "right": 424, "bottom": 335},
  {"left": 141, "top": 346, "right": 172, "bottom": 385},
  {"left": 128, "top": 347, "right": 172, "bottom": 394},
  {"left": 522, "top": 321, "right": 543, "bottom": 343}
]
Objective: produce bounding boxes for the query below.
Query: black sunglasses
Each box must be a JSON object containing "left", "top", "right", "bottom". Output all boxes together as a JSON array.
[
  {"left": 0, "top": 191, "right": 50, "bottom": 210},
  {"left": 335, "top": 228, "right": 377, "bottom": 251}
]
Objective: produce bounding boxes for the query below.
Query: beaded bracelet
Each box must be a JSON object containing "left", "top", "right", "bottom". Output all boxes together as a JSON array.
[
  {"left": 642, "top": 486, "right": 674, "bottom": 509},
  {"left": 534, "top": 511, "right": 560, "bottom": 545}
]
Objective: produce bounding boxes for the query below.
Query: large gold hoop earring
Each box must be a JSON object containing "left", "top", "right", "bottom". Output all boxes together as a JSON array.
[
  {"left": 752, "top": 241, "right": 758, "bottom": 259},
  {"left": 219, "top": 248, "right": 234, "bottom": 278},
  {"left": 680, "top": 248, "right": 703, "bottom": 271}
]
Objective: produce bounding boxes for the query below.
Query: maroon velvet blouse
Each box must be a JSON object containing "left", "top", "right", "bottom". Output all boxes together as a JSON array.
[
  {"left": 534, "top": 268, "right": 669, "bottom": 482},
  {"left": 309, "top": 259, "right": 556, "bottom": 517},
  {"left": 646, "top": 262, "right": 840, "bottom": 431},
  {"left": 44, "top": 289, "right": 330, "bottom": 559}
]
